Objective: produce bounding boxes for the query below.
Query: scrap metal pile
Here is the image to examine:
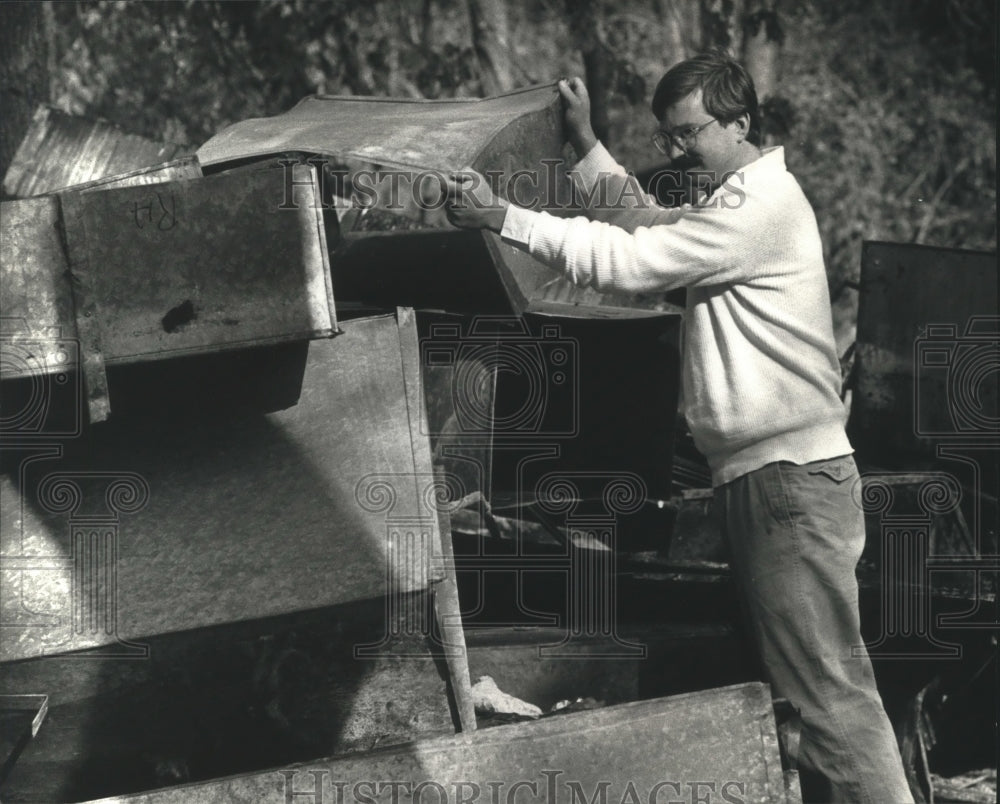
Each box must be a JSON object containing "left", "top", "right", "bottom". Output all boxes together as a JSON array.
[{"left": 1, "top": 87, "right": 995, "bottom": 803}]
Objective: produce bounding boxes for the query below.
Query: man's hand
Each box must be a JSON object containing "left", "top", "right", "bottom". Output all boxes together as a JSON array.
[
  {"left": 442, "top": 169, "right": 509, "bottom": 232},
  {"left": 558, "top": 77, "right": 598, "bottom": 157}
]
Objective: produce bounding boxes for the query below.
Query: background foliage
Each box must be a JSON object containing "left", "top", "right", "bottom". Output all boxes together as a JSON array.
[{"left": 20, "top": 0, "right": 1000, "bottom": 323}]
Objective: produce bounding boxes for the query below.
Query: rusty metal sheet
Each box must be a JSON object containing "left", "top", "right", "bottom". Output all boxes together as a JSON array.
[
  {"left": 81, "top": 682, "right": 792, "bottom": 804},
  {"left": 0, "top": 314, "right": 442, "bottom": 661},
  {"left": 3, "top": 105, "right": 187, "bottom": 198},
  {"left": 848, "top": 241, "right": 998, "bottom": 461}
]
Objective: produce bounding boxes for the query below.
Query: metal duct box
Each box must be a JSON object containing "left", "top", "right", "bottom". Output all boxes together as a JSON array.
[
  {"left": 198, "top": 85, "right": 660, "bottom": 317},
  {"left": 1, "top": 164, "right": 336, "bottom": 422},
  {"left": 0, "top": 311, "right": 442, "bottom": 663}
]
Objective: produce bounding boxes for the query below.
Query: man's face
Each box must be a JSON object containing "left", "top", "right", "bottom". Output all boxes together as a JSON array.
[{"left": 659, "top": 89, "right": 741, "bottom": 179}]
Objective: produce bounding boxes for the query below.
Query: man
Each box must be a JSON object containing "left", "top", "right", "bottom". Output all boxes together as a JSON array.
[{"left": 443, "top": 53, "right": 913, "bottom": 803}]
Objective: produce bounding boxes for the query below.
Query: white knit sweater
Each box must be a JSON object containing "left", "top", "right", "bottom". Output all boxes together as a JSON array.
[{"left": 500, "top": 142, "right": 851, "bottom": 485}]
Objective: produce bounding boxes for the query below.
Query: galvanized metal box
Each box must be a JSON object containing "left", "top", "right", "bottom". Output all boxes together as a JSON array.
[{"left": 1, "top": 164, "right": 336, "bottom": 422}]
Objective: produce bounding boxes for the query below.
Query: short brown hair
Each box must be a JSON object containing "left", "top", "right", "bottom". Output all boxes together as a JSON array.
[{"left": 651, "top": 51, "right": 761, "bottom": 146}]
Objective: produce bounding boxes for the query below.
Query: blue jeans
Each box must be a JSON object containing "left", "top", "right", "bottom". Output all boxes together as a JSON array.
[{"left": 717, "top": 456, "right": 914, "bottom": 804}]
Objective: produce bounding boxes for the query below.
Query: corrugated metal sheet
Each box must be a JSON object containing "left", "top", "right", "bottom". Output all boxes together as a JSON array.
[{"left": 2, "top": 105, "right": 188, "bottom": 198}]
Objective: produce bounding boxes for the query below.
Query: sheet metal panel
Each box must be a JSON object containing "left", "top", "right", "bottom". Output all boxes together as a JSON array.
[
  {"left": 197, "top": 86, "right": 560, "bottom": 173},
  {"left": 0, "top": 196, "right": 79, "bottom": 377},
  {"left": 0, "top": 694, "right": 47, "bottom": 784},
  {"left": 0, "top": 602, "right": 455, "bottom": 802},
  {"left": 62, "top": 156, "right": 202, "bottom": 193},
  {"left": 0, "top": 314, "right": 443, "bottom": 662},
  {"left": 3, "top": 105, "right": 187, "bottom": 198},
  {"left": 83, "top": 682, "right": 792, "bottom": 804},
  {"left": 848, "top": 241, "right": 998, "bottom": 461}
]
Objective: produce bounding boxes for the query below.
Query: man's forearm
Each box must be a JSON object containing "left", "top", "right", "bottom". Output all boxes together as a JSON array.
[{"left": 570, "top": 142, "right": 683, "bottom": 232}]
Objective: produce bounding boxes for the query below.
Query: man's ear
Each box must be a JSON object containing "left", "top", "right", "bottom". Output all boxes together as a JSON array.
[{"left": 733, "top": 112, "right": 751, "bottom": 142}]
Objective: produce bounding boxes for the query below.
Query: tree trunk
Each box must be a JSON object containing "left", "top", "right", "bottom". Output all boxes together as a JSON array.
[
  {"left": 656, "top": 0, "right": 701, "bottom": 69},
  {"left": 741, "top": 0, "right": 782, "bottom": 100},
  {"left": 565, "top": 0, "right": 612, "bottom": 146},
  {"left": 0, "top": 1, "right": 49, "bottom": 195},
  {"left": 467, "top": 0, "right": 517, "bottom": 95}
]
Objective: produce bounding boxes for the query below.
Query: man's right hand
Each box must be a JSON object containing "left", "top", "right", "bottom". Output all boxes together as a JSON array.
[{"left": 558, "top": 77, "right": 598, "bottom": 158}]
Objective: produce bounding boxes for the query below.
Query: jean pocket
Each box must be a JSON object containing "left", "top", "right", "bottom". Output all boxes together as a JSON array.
[{"left": 805, "top": 455, "right": 855, "bottom": 484}]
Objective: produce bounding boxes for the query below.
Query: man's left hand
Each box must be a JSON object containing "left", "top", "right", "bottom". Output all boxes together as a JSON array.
[{"left": 442, "top": 170, "right": 509, "bottom": 232}]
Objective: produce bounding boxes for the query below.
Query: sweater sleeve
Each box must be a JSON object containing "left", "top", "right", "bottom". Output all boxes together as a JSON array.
[
  {"left": 570, "top": 142, "right": 686, "bottom": 232},
  {"left": 500, "top": 191, "right": 764, "bottom": 294}
]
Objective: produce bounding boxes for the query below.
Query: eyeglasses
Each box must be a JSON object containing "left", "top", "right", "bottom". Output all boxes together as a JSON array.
[{"left": 651, "top": 118, "right": 717, "bottom": 154}]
